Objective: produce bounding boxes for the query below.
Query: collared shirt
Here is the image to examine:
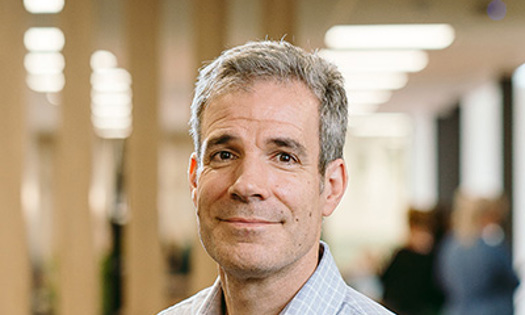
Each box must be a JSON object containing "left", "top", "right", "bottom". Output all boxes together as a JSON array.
[{"left": 158, "top": 242, "right": 395, "bottom": 314}]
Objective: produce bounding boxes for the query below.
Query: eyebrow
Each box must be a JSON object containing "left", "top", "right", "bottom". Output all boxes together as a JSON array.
[
  {"left": 202, "top": 134, "right": 238, "bottom": 154},
  {"left": 268, "top": 137, "right": 307, "bottom": 157},
  {"left": 202, "top": 134, "right": 307, "bottom": 158},
  {"left": 206, "top": 134, "right": 236, "bottom": 147}
]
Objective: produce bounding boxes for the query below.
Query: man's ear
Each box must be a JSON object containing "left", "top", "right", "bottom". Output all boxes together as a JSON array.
[
  {"left": 188, "top": 152, "right": 199, "bottom": 206},
  {"left": 321, "top": 158, "right": 348, "bottom": 217}
]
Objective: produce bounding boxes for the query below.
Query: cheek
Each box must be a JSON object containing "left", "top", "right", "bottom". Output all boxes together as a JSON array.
[
  {"left": 195, "top": 174, "right": 227, "bottom": 212},
  {"left": 274, "top": 174, "right": 321, "bottom": 217}
]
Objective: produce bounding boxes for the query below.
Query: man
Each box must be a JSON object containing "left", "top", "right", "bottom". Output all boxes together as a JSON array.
[{"left": 159, "top": 40, "right": 393, "bottom": 315}]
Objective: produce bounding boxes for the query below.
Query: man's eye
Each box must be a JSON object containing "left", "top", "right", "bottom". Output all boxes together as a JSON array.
[
  {"left": 276, "top": 152, "right": 297, "bottom": 163},
  {"left": 212, "top": 151, "right": 235, "bottom": 161}
]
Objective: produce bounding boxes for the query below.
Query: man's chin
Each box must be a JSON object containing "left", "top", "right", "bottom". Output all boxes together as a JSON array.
[
  {"left": 219, "top": 260, "right": 278, "bottom": 280},
  {"left": 209, "top": 243, "right": 280, "bottom": 278}
]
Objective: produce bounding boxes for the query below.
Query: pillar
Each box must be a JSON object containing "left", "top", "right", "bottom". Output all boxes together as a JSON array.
[
  {"left": 0, "top": 1, "right": 31, "bottom": 314},
  {"left": 459, "top": 80, "right": 503, "bottom": 198},
  {"left": 186, "top": 0, "right": 230, "bottom": 295},
  {"left": 227, "top": 0, "right": 263, "bottom": 45},
  {"left": 410, "top": 111, "right": 438, "bottom": 210},
  {"left": 54, "top": 1, "right": 99, "bottom": 314},
  {"left": 194, "top": 0, "right": 228, "bottom": 61},
  {"left": 124, "top": 0, "right": 165, "bottom": 314},
  {"left": 512, "top": 65, "right": 525, "bottom": 314}
]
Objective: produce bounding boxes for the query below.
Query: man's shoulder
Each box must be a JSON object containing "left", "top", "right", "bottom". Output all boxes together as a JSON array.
[{"left": 157, "top": 287, "right": 213, "bottom": 315}]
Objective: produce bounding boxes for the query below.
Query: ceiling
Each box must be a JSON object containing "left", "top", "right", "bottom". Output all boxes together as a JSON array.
[
  {"left": 25, "top": 0, "right": 525, "bottom": 134},
  {"left": 296, "top": 0, "right": 525, "bottom": 115}
]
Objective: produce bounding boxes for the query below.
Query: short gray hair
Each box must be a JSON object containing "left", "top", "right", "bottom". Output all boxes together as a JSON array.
[{"left": 189, "top": 40, "right": 348, "bottom": 174}]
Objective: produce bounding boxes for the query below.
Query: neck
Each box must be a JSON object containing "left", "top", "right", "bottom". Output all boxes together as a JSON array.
[{"left": 219, "top": 244, "right": 321, "bottom": 315}]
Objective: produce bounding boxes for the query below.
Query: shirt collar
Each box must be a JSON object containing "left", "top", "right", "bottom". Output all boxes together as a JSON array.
[
  {"left": 280, "top": 241, "right": 347, "bottom": 314},
  {"left": 196, "top": 277, "right": 223, "bottom": 314},
  {"left": 198, "top": 241, "right": 346, "bottom": 315}
]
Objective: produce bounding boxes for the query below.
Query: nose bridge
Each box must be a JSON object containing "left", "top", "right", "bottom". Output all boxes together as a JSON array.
[{"left": 229, "top": 151, "right": 269, "bottom": 201}]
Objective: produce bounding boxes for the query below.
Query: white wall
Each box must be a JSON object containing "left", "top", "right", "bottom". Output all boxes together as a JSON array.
[
  {"left": 410, "top": 111, "right": 438, "bottom": 210},
  {"left": 460, "top": 80, "right": 503, "bottom": 198}
]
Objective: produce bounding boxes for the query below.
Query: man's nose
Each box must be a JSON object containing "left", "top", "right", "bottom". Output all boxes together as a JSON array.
[{"left": 228, "top": 156, "right": 271, "bottom": 202}]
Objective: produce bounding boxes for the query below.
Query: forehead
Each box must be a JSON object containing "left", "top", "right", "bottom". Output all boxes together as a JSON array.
[{"left": 201, "top": 79, "right": 319, "bottom": 131}]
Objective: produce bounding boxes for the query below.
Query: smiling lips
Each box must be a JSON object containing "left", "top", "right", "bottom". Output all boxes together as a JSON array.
[{"left": 221, "top": 217, "right": 282, "bottom": 228}]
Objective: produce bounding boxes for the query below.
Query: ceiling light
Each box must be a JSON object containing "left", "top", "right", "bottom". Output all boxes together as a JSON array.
[
  {"left": 91, "top": 103, "right": 133, "bottom": 118},
  {"left": 320, "top": 49, "right": 428, "bottom": 73},
  {"left": 90, "top": 50, "right": 118, "bottom": 71},
  {"left": 348, "top": 104, "right": 380, "bottom": 116},
  {"left": 26, "top": 73, "right": 65, "bottom": 93},
  {"left": 349, "top": 113, "right": 412, "bottom": 138},
  {"left": 24, "top": 52, "right": 65, "bottom": 75},
  {"left": 90, "top": 50, "right": 134, "bottom": 139},
  {"left": 347, "top": 90, "right": 392, "bottom": 105},
  {"left": 91, "top": 68, "right": 132, "bottom": 92},
  {"left": 344, "top": 72, "right": 408, "bottom": 90},
  {"left": 91, "top": 115, "right": 132, "bottom": 139},
  {"left": 91, "top": 91, "right": 132, "bottom": 107},
  {"left": 325, "top": 23, "right": 455, "bottom": 50},
  {"left": 24, "top": 27, "right": 65, "bottom": 52},
  {"left": 24, "top": 0, "right": 64, "bottom": 14}
]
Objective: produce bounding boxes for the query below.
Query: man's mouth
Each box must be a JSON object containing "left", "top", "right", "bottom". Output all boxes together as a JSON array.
[{"left": 220, "top": 217, "right": 282, "bottom": 228}]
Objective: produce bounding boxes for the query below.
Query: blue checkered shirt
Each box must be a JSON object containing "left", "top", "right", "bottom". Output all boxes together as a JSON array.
[{"left": 158, "top": 242, "right": 395, "bottom": 314}]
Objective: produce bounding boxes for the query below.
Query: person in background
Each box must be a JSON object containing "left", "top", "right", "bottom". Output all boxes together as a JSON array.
[
  {"left": 158, "top": 40, "right": 394, "bottom": 314},
  {"left": 380, "top": 209, "right": 444, "bottom": 315},
  {"left": 436, "top": 192, "right": 519, "bottom": 315}
]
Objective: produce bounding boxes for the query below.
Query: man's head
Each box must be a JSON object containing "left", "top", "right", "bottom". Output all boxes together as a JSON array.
[
  {"left": 187, "top": 40, "right": 349, "bottom": 280},
  {"left": 190, "top": 40, "right": 348, "bottom": 175}
]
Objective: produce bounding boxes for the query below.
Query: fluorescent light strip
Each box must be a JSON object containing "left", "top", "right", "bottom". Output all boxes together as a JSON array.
[
  {"left": 24, "top": 0, "right": 64, "bottom": 14},
  {"left": 90, "top": 50, "right": 119, "bottom": 71},
  {"left": 347, "top": 90, "right": 392, "bottom": 105},
  {"left": 320, "top": 49, "right": 428, "bottom": 73},
  {"left": 91, "top": 69, "right": 132, "bottom": 92},
  {"left": 343, "top": 72, "right": 408, "bottom": 91},
  {"left": 348, "top": 103, "right": 380, "bottom": 115},
  {"left": 90, "top": 50, "right": 134, "bottom": 139},
  {"left": 26, "top": 73, "right": 65, "bottom": 93},
  {"left": 325, "top": 23, "right": 455, "bottom": 50},
  {"left": 24, "top": 27, "right": 65, "bottom": 52},
  {"left": 91, "top": 115, "right": 132, "bottom": 130},
  {"left": 24, "top": 52, "right": 65, "bottom": 75}
]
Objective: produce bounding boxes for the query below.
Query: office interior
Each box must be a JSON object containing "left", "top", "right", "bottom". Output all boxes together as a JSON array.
[{"left": 1, "top": 0, "right": 525, "bottom": 314}]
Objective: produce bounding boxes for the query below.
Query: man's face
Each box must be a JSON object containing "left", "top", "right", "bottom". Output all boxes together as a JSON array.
[{"left": 189, "top": 80, "right": 345, "bottom": 279}]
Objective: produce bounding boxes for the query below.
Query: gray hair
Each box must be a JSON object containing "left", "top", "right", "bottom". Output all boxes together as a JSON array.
[{"left": 189, "top": 40, "right": 348, "bottom": 174}]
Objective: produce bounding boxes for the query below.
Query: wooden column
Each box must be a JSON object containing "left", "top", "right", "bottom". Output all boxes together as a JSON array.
[
  {"left": 261, "top": 0, "right": 297, "bottom": 42},
  {"left": 186, "top": 0, "right": 230, "bottom": 295},
  {"left": 0, "top": 2, "right": 31, "bottom": 314},
  {"left": 124, "top": 0, "right": 165, "bottom": 314},
  {"left": 194, "top": 0, "right": 228, "bottom": 61},
  {"left": 54, "top": 1, "right": 99, "bottom": 314}
]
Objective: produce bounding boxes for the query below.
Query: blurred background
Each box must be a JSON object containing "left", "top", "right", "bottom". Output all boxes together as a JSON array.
[{"left": 1, "top": 0, "right": 525, "bottom": 314}]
